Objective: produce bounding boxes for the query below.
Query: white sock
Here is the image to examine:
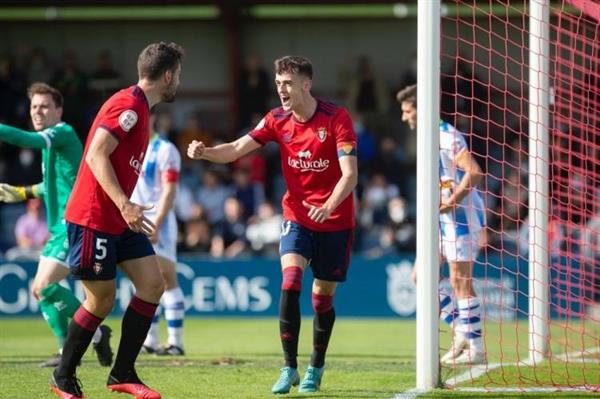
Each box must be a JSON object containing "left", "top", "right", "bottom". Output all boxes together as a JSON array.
[
  {"left": 91, "top": 327, "right": 102, "bottom": 344},
  {"left": 163, "top": 287, "right": 185, "bottom": 348},
  {"left": 457, "top": 297, "right": 483, "bottom": 351},
  {"left": 439, "top": 287, "right": 459, "bottom": 330},
  {"left": 144, "top": 305, "right": 161, "bottom": 349}
]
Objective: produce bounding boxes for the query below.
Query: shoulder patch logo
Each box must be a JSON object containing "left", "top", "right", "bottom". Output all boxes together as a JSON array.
[
  {"left": 316, "top": 127, "right": 327, "bottom": 142},
  {"left": 119, "top": 110, "right": 138, "bottom": 132}
]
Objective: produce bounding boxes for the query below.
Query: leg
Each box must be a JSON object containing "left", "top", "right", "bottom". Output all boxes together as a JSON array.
[
  {"left": 279, "top": 253, "right": 307, "bottom": 368},
  {"left": 449, "top": 259, "right": 485, "bottom": 364},
  {"left": 299, "top": 280, "right": 336, "bottom": 393},
  {"left": 55, "top": 279, "right": 115, "bottom": 379},
  {"left": 105, "top": 255, "right": 163, "bottom": 399},
  {"left": 309, "top": 278, "right": 337, "bottom": 369},
  {"left": 111, "top": 255, "right": 164, "bottom": 378},
  {"left": 299, "top": 227, "right": 352, "bottom": 393},
  {"left": 142, "top": 306, "right": 161, "bottom": 353},
  {"left": 33, "top": 258, "right": 74, "bottom": 350},
  {"left": 156, "top": 255, "right": 185, "bottom": 354},
  {"left": 271, "top": 253, "right": 306, "bottom": 394}
]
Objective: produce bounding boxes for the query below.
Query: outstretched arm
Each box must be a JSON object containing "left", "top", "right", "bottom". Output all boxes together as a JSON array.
[
  {"left": 0, "top": 182, "right": 44, "bottom": 203},
  {"left": 0, "top": 124, "right": 49, "bottom": 149},
  {"left": 187, "top": 135, "right": 261, "bottom": 164}
]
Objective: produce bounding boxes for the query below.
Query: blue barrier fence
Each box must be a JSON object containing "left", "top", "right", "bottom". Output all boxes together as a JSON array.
[{"left": 0, "top": 253, "right": 584, "bottom": 318}]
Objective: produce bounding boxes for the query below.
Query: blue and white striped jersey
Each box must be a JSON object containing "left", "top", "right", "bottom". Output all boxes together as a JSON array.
[{"left": 439, "top": 121, "right": 486, "bottom": 239}]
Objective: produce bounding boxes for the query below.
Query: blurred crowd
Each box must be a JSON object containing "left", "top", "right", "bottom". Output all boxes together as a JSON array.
[{"left": 0, "top": 47, "right": 598, "bottom": 266}]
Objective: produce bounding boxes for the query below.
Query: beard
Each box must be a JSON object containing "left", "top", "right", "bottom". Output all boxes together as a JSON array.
[
  {"left": 161, "top": 83, "right": 178, "bottom": 103},
  {"left": 162, "top": 90, "right": 176, "bottom": 103}
]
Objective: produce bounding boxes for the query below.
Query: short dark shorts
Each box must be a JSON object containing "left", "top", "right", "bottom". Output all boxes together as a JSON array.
[
  {"left": 279, "top": 219, "right": 354, "bottom": 282},
  {"left": 67, "top": 222, "right": 155, "bottom": 281}
]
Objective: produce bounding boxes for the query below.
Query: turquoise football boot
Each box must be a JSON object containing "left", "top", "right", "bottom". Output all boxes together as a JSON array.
[
  {"left": 271, "top": 366, "right": 300, "bottom": 394},
  {"left": 298, "top": 365, "right": 324, "bottom": 393}
]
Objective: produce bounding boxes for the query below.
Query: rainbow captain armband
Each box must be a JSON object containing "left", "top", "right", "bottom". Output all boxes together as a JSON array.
[{"left": 337, "top": 142, "right": 357, "bottom": 157}]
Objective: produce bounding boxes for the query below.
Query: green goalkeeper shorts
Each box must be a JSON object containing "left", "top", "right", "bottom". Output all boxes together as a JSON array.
[{"left": 41, "top": 230, "right": 69, "bottom": 266}]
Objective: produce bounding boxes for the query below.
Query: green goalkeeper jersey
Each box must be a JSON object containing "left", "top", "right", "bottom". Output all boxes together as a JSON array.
[{"left": 0, "top": 122, "right": 82, "bottom": 235}]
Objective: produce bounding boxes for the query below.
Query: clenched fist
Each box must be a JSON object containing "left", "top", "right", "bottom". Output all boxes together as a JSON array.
[{"left": 187, "top": 140, "right": 205, "bottom": 160}]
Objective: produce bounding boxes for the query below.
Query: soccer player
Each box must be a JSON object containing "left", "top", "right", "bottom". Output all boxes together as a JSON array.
[
  {"left": 50, "top": 42, "right": 184, "bottom": 399},
  {"left": 188, "top": 55, "right": 357, "bottom": 394},
  {"left": 0, "top": 82, "right": 113, "bottom": 368},
  {"left": 131, "top": 113, "right": 186, "bottom": 356},
  {"left": 396, "top": 84, "right": 487, "bottom": 365}
]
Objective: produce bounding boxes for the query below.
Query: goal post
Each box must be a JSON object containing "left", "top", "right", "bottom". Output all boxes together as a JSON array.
[
  {"left": 528, "top": 0, "right": 551, "bottom": 365},
  {"left": 415, "top": 0, "right": 441, "bottom": 390},
  {"left": 416, "top": 0, "right": 599, "bottom": 392}
]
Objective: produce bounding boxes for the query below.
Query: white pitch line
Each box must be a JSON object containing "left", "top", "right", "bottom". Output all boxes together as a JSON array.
[
  {"left": 444, "top": 362, "right": 512, "bottom": 387},
  {"left": 457, "top": 386, "right": 597, "bottom": 393},
  {"left": 554, "top": 346, "right": 600, "bottom": 362},
  {"left": 445, "top": 346, "right": 600, "bottom": 388},
  {"left": 392, "top": 388, "right": 429, "bottom": 399}
]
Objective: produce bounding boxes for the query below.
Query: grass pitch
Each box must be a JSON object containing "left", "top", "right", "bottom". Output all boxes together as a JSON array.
[{"left": 0, "top": 317, "right": 597, "bottom": 398}]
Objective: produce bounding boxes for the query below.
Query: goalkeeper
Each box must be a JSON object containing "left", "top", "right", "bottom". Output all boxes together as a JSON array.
[
  {"left": 397, "top": 84, "right": 487, "bottom": 365},
  {"left": 0, "top": 83, "right": 113, "bottom": 368}
]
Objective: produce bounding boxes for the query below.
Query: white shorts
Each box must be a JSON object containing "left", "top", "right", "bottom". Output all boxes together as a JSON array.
[
  {"left": 440, "top": 231, "right": 481, "bottom": 263},
  {"left": 153, "top": 216, "right": 177, "bottom": 263}
]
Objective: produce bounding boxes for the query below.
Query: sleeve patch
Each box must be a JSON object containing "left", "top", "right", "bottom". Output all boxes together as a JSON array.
[
  {"left": 118, "top": 110, "right": 138, "bottom": 132},
  {"left": 337, "top": 142, "right": 357, "bottom": 157}
]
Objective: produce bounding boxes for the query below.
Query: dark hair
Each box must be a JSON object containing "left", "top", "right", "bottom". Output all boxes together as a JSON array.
[
  {"left": 274, "top": 56, "right": 313, "bottom": 79},
  {"left": 137, "top": 41, "right": 185, "bottom": 81},
  {"left": 27, "top": 82, "right": 63, "bottom": 108},
  {"left": 396, "top": 84, "right": 417, "bottom": 108}
]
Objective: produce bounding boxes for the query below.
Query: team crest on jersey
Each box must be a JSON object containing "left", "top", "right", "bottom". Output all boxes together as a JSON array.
[
  {"left": 316, "top": 127, "right": 327, "bottom": 142},
  {"left": 119, "top": 110, "right": 138, "bottom": 132},
  {"left": 93, "top": 262, "right": 103, "bottom": 275}
]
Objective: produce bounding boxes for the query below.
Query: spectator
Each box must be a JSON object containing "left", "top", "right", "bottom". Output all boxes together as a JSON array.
[
  {"left": 28, "top": 47, "right": 54, "bottom": 85},
  {"left": 176, "top": 112, "right": 213, "bottom": 164},
  {"left": 52, "top": 51, "right": 89, "bottom": 136},
  {"left": 89, "top": 50, "right": 122, "bottom": 110},
  {"left": 195, "top": 169, "right": 232, "bottom": 225},
  {"left": 360, "top": 173, "right": 400, "bottom": 228},
  {"left": 382, "top": 196, "right": 416, "bottom": 253},
  {"left": 232, "top": 168, "right": 264, "bottom": 219},
  {"left": 246, "top": 202, "right": 283, "bottom": 256},
  {"left": 210, "top": 197, "right": 248, "bottom": 258},
  {"left": 6, "top": 198, "right": 49, "bottom": 260},
  {"left": 353, "top": 113, "right": 377, "bottom": 174},
  {"left": 0, "top": 56, "right": 27, "bottom": 125},
  {"left": 179, "top": 203, "right": 211, "bottom": 253},
  {"left": 237, "top": 55, "right": 270, "bottom": 130},
  {"left": 346, "top": 55, "right": 390, "bottom": 133}
]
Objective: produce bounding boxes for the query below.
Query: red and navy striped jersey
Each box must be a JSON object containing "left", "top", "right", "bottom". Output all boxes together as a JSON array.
[
  {"left": 249, "top": 100, "right": 357, "bottom": 231},
  {"left": 65, "top": 85, "right": 150, "bottom": 234}
]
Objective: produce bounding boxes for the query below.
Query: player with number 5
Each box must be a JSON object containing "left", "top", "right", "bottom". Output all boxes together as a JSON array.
[{"left": 50, "top": 42, "right": 184, "bottom": 399}]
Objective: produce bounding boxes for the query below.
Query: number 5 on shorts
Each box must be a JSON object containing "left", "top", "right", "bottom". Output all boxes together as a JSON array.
[{"left": 96, "top": 238, "right": 108, "bottom": 260}]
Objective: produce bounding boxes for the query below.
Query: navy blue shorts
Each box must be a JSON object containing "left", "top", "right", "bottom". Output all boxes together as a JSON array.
[
  {"left": 279, "top": 220, "right": 354, "bottom": 282},
  {"left": 67, "top": 222, "right": 155, "bottom": 281}
]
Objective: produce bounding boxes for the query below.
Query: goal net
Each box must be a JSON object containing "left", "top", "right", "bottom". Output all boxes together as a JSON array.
[{"left": 439, "top": 0, "right": 599, "bottom": 391}]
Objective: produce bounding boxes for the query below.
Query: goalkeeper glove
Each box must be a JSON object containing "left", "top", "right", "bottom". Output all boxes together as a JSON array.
[{"left": 0, "top": 183, "right": 38, "bottom": 203}]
